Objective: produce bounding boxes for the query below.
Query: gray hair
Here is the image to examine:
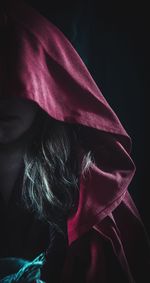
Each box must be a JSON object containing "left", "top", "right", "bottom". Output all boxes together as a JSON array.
[{"left": 22, "top": 110, "right": 94, "bottom": 234}]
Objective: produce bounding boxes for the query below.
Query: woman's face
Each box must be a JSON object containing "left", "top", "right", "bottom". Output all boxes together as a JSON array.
[{"left": 0, "top": 96, "right": 38, "bottom": 145}]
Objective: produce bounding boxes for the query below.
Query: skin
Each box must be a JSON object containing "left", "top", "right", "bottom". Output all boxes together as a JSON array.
[{"left": 0, "top": 96, "right": 39, "bottom": 206}]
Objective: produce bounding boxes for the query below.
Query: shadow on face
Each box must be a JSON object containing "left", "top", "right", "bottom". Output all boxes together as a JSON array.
[{"left": 0, "top": 96, "right": 39, "bottom": 145}]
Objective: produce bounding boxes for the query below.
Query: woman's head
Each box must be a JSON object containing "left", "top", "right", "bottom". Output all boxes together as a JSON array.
[{"left": 0, "top": 95, "right": 94, "bottom": 234}]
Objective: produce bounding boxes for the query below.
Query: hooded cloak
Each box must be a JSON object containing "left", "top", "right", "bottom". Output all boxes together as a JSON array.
[{"left": 0, "top": 1, "right": 150, "bottom": 282}]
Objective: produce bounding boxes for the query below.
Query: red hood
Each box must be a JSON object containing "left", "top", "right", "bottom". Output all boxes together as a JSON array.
[{"left": 1, "top": 0, "right": 135, "bottom": 244}]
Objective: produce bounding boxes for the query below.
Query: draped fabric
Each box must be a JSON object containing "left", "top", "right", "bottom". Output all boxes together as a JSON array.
[{"left": 0, "top": 1, "right": 150, "bottom": 282}]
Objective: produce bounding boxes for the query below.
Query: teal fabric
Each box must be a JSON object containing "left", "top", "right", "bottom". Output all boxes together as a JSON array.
[{"left": 0, "top": 253, "right": 46, "bottom": 282}]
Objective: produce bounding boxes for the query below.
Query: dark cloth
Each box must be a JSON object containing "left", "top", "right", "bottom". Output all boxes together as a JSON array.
[
  {"left": 0, "top": 172, "right": 49, "bottom": 259},
  {"left": 0, "top": 173, "right": 68, "bottom": 282},
  {"left": 0, "top": 1, "right": 150, "bottom": 282}
]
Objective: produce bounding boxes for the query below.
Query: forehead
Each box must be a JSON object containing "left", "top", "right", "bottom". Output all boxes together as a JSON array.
[{"left": 0, "top": 96, "right": 36, "bottom": 104}]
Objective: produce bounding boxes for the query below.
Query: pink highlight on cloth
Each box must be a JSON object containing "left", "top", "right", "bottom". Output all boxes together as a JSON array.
[{"left": 1, "top": 1, "right": 150, "bottom": 281}]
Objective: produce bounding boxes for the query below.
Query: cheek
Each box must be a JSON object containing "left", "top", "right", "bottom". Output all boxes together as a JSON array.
[
  {"left": 0, "top": 123, "right": 19, "bottom": 143},
  {"left": 17, "top": 103, "right": 38, "bottom": 129},
  {"left": 0, "top": 114, "right": 37, "bottom": 144},
  {"left": 20, "top": 113, "right": 36, "bottom": 132},
  {"left": 0, "top": 98, "right": 38, "bottom": 144},
  {"left": 13, "top": 110, "right": 38, "bottom": 138}
]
